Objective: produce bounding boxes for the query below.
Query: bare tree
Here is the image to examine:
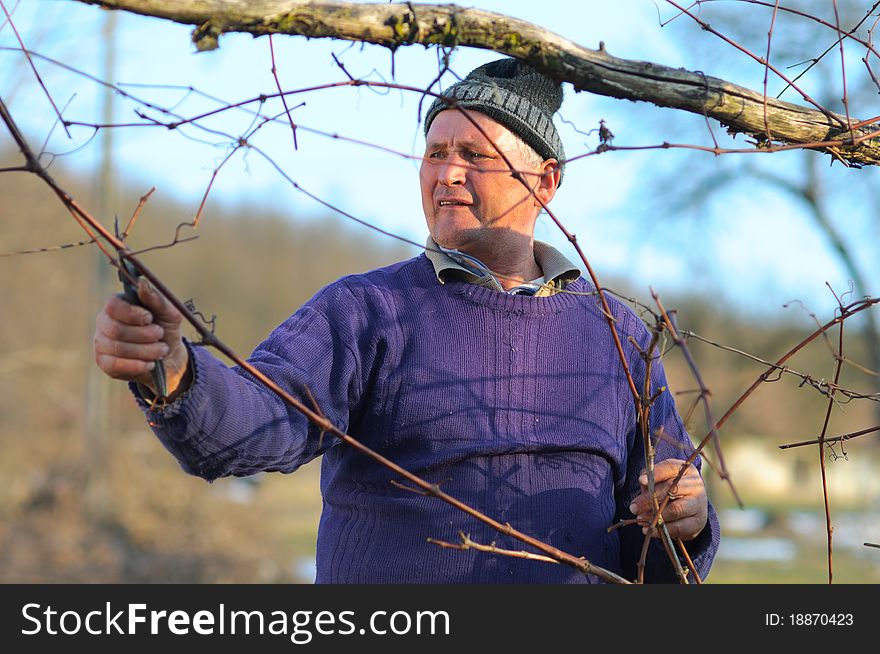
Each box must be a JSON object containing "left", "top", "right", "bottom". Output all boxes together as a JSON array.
[
  {"left": 641, "top": 0, "right": 880, "bottom": 407},
  {"left": 74, "top": 0, "right": 880, "bottom": 164}
]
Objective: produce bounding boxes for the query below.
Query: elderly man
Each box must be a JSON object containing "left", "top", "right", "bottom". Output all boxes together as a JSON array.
[{"left": 94, "top": 58, "right": 719, "bottom": 583}]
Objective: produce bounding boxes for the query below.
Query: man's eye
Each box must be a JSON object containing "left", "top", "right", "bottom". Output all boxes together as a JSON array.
[
  {"left": 467, "top": 151, "right": 489, "bottom": 161},
  {"left": 428, "top": 151, "right": 445, "bottom": 160}
]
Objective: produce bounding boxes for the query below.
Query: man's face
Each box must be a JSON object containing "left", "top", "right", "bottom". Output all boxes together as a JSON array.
[{"left": 420, "top": 109, "right": 554, "bottom": 253}]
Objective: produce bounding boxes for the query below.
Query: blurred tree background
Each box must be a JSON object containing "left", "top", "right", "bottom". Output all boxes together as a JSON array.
[{"left": 645, "top": 0, "right": 880, "bottom": 382}]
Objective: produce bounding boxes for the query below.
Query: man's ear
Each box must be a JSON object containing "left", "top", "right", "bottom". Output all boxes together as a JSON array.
[{"left": 534, "top": 159, "right": 560, "bottom": 206}]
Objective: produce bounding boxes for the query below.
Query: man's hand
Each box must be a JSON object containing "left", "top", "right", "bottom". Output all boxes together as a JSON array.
[
  {"left": 628, "top": 459, "right": 708, "bottom": 541},
  {"left": 94, "top": 277, "right": 190, "bottom": 399}
]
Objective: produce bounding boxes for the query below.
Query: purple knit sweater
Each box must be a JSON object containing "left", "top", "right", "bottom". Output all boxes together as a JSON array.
[{"left": 139, "top": 253, "right": 720, "bottom": 583}]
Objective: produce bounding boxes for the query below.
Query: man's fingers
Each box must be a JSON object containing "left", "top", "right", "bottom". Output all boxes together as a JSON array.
[
  {"left": 640, "top": 515, "right": 705, "bottom": 541},
  {"left": 630, "top": 491, "right": 695, "bottom": 521},
  {"left": 103, "top": 293, "right": 154, "bottom": 326},
  {"left": 96, "top": 311, "right": 164, "bottom": 344},
  {"left": 136, "top": 277, "right": 181, "bottom": 327},
  {"left": 630, "top": 475, "right": 703, "bottom": 514},
  {"left": 95, "top": 353, "right": 156, "bottom": 380},
  {"left": 632, "top": 497, "right": 700, "bottom": 538},
  {"left": 659, "top": 495, "right": 696, "bottom": 523},
  {"left": 662, "top": 514, "right": 707, "bottom": 541},
  {"left": 656, "top": 475, "right": 701, "bottom": 500},
  {"left": 630, "top": 460, "right": 709, "bottom": 541},
  {"left": 95, "top": 332, "right": 170, "bottom": 361},
  {"left": 638, "top": 459, "right": 694, "bottom": 486}
]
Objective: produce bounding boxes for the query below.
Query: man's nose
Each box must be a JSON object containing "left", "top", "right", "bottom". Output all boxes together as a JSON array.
[{"left": 438, "top": 156, "right": 467, "bottom": 186}]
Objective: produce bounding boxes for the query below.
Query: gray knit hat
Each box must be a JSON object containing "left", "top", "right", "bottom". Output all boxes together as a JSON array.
[{"left": 423, "top": 57, "right": 565, "bottom": 183}]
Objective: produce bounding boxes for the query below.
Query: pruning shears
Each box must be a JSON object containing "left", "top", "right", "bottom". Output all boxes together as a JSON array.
[{"left": 115, "top": 219, "right": 167, "bottom": 398}]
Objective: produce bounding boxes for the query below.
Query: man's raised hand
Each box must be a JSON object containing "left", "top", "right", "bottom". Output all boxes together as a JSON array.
[{"left": 94, "top": 277, "right": 190, "bottom": 399}]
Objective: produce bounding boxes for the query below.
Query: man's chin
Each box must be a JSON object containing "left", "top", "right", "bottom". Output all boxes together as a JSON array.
[{"left": 430, "top": 227, "right": 485, "bottom": 251}]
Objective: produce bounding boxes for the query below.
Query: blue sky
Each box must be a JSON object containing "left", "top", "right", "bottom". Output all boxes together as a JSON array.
[{"left": 1, "top": 0, "right": 875, "bottom": 321}]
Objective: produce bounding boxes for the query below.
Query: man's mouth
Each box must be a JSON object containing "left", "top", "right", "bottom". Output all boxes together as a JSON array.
[{"left": 437, "top": 200, "right": 470, "bottom": 207}]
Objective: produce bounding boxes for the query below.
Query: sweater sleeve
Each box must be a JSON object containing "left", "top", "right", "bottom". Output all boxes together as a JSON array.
[
  {"left": 130, "top": 282, "right": 372, "bottom": 482},
  {"left": 614, "top": 315, "right": 721, "bottom": 583}
]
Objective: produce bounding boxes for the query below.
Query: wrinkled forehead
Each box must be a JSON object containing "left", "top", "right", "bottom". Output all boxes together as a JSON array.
[{"left": 424, "top": 108, "right": 518, "bottom": 151}]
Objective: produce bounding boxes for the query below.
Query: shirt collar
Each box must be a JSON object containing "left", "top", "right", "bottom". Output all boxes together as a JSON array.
[{"left": 425, "top": 236, "right": 581, "bottom": 296}]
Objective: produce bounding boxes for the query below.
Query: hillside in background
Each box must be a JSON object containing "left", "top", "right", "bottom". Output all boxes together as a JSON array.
[{"left": 1, "top": 148, "right": 878, "bottom": 583}]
